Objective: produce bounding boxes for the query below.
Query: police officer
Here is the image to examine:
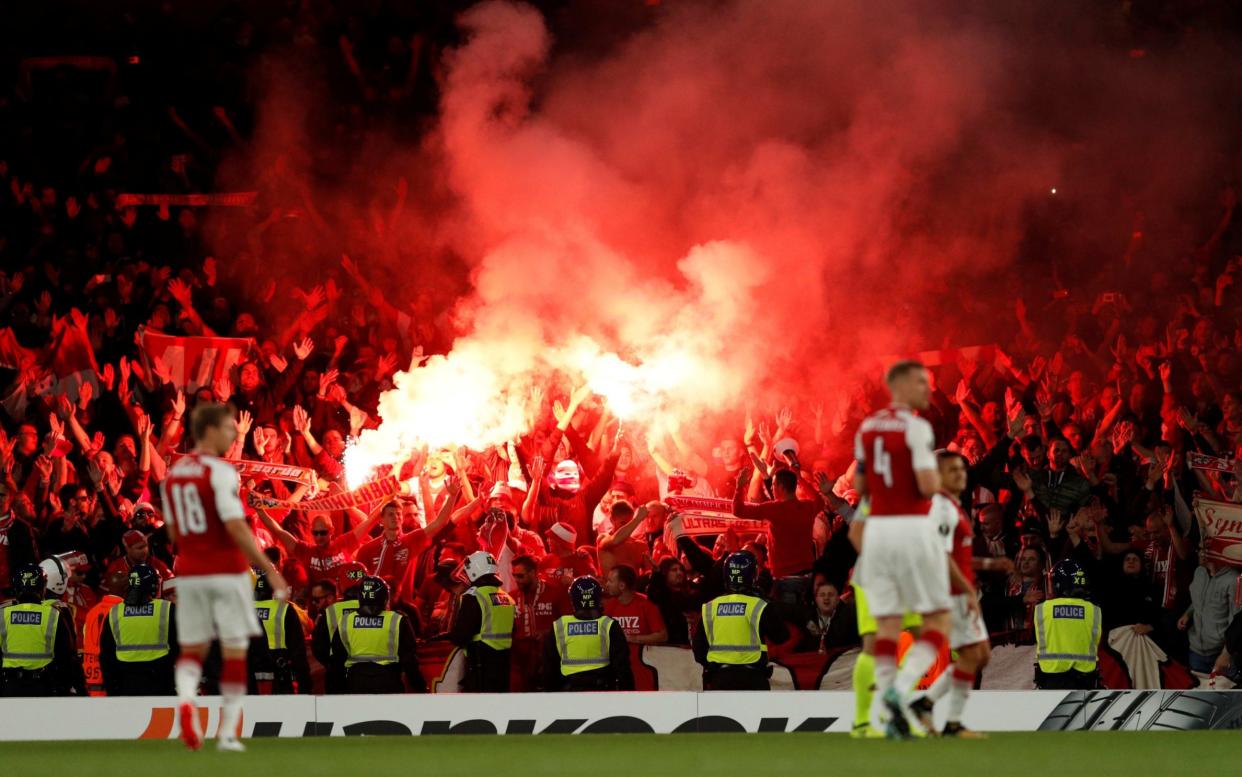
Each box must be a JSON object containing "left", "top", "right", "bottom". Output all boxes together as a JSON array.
[
  {"left": 332, "top": 576, "right": 425, "bottom": 693},
  {"left": 311, "top": 566, "right": 364, "bottom": 694},
  {"left": 693, "top": 550, "right": 789, "bottom": 690},
  {"left": 0, "top": 564, "right": 85, "bottom": 696},
  {"left": 543, "top": 576, "right": 633, "bottom": 691},
  {"left": 449, "top": 550, "right": 515, "bottom": 692},
  {"left": 99, "top": 564, "right": 178, "bottom": 696},
  {"left": 250, "top": 572, "right": 311, "bottom": 695},
  {"left": 1034, "top": 559, "right": 1102, "bottom": 690}
]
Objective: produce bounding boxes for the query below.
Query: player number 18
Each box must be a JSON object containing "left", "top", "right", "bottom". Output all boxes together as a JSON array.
[
  {"left": 170, "top": 483, "right": 208, "bottom": 535},
  {"left": 872, "top": 437, "right": 893, "bottom": 488}
]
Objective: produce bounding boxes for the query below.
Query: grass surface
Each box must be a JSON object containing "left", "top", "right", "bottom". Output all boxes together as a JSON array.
[{"left": 1, "top": 732, "right": 1232, "bottom": 776}]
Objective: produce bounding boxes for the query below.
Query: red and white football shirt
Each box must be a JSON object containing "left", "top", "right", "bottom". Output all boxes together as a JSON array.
[
  {"left": 854, "top": 405, "right": 936, "bottom": 516},
  {"left": 160, "top": 453, "right": 248, "bottom": 577}
]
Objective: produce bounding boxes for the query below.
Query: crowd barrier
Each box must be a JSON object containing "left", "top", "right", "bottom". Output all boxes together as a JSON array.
[{"left": 1, "top": 689, "right": 1240, "bottom": 740}]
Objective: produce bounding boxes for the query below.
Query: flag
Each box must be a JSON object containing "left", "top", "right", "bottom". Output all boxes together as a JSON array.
[
  {"left": 0, "top": 328, "right": 35, "bottom": 372},
  {"left": 140, "top": 329, "right": 254, "bottom": 391},
  {"left": 1193, "top": 497, "right": 1242, "bottom": 567},
  {"left": 42, "top": 314, "right": 99, "bottom": 402}
]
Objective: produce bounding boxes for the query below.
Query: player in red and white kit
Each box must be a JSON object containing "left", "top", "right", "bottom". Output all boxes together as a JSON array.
[
  {"left": 161, "top": 403, "right": 288, "bottom": 753},
  {"left": 910, "top": 450, "right": 993, "bottom": 737},
  {"left": 852, "top": 360, "right": 950, "bottom": 738}
]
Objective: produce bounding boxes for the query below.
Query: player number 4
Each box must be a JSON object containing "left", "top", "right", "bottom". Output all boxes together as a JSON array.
[
  {"left": 171, "top": 483, "right": 208, "bottom": 535},
  {"left": 872, "top": 438, "right": 893, "bottom": 488}
]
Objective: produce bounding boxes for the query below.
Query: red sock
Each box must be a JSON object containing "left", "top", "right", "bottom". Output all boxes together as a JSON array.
[
  {"left": 221, "top": 657, "right": 247, "bottom": 690},
  {"left": 952, "top": 667, "right": 976, "bottom": 684}
]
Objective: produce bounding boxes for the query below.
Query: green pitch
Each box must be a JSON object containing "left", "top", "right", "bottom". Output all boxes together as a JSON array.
[{"left": 0, "top": 732, "right": 1233, "bottom": 776}]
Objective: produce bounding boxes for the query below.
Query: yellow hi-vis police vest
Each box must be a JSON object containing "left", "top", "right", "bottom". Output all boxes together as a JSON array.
[
  {"left": 701, "top": 594, "right": 767, "bottom": 665},
  {"left": 325, "top": 599, "right": 359, "bottom": 641},
  {"left": 553, "top": 616, "right": 614, "bottom": 676},
  {"left": 470, "top": 585, "right": 515, "bottom": 650},
  {"left": 108, "top": 599, "right": 171, "bottom": 663},
  {"left": 255, "top": 600, "right": 290, "bottom": 651},
  {"left": 341, "top": 610, "right": 401, "bottom": 667},
  {"left": 0, "top": 602, "right": 59, "bottom": 670},
  {"left": 1035, "top": 597, "right": 1101, "bottom": 674}
]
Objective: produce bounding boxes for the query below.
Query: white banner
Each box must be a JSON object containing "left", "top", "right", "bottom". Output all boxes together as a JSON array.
[{"left": 6, "top": 690, "right": 1241, "bottom": 740}]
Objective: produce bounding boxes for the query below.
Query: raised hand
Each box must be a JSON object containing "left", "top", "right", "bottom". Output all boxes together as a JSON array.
[
  {"left": 814, "top": 471, "right": 833, "bottom": 498},
  {"left": 552, "top": 400, "right": 569, "bottom": 426},
  {"left": 319, "top": 368, "right": 339, "bottom": 397},
  {"left": 35, "top": 290, "right": 52, "bottom": 315},
  {"left": 77, "top": 380, "right": 94, "bottom": 408},
  {"left": 292, "top": 405, "right": 310, "bottom": 433},
  {"left": 303, "top": 285, "right": 326, "bottom": 310},
  {"left": 334, "top": 335, "right": 349, "bottom": 355},
  {"left": 757, "top": 421, "right": 773, "bottom": 449},
  {"left": 268, "top": 353, "right": 288, "bottom": 373},
  {"left": 743, "top": 410, "right": 756, "bottom": 447},
  {"left": 151, "top": 355, "right": 173, "bottom": 386},
  {"left": 325, "top": 278, "right": 342, "bottom": 303},
  {"left": 135, "top": 411, "right": 153, "bottom": 440},
  {"left": 1158, "top": 360, "right": 1172, "bottom": 384},
  {"left": 570, "top": 384, "right": 593, "bottom": 408},
  {"left": 118, "top": 356, "right": 131, "bottom": 390},
  {"left": 34, "top": 454, "right": 53, "bottom": 482},
  {"left": 774, "top": 407, "right": 793, "bottom": 436},
  {"left": 376, "top": 352, "right": 398, "bottom": 378},
  {"left": 1047, "top": 508, "right": 1065, "bottom": 535},
  {"left": 99, "top": 363, "right": 115, "bottom": 392},
  {"left": 954, "top": 379, "right": 972, "bottom": 405},
  {"left": 171, "top": 389, "right": 186, "bottom": 419},
  {"left": 1012, "top": 468, "right": 1032, "bottom": 493},
  {"left": 293, "top": 337, "right": 314, "bottom": 361},
  {"left": 166, "top": 277, "right": 193, "bottom": 306},
  {"left": 236, "top": 409, "right": 253, "bottom": 438},
  {"left": 214, "top": 374, "right": 233, "bottom": 402}
]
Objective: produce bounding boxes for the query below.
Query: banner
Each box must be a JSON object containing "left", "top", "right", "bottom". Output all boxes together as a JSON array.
[
  {"left": 903, "top": 344, "right": 1004, "bottom": 369},
  {"left": 115, "top": 192, "right": 257, "bottom": 208},
  {"left": 172, "top": 454, "right": 317, "bottom": 489},
  {"left": 140, "top": 329, "right": 254, "bottom": 391},
  {"left": 664, "top": 495, "right": 768, "bottom": 540},
  {"left": 249, "top": 475, "right": 401, "bottom": 513},
  {"left": 1189, "top": 452, "right": 1235, "bottom": 474},
  {"left": 1192, "top": 497, "right": 1242, "bottom": 567},
  {"left": 5, "top": 690, "right": 1242, "bottom": 740}
]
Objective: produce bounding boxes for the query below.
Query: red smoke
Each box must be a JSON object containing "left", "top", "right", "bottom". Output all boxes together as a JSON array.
[{"left": 208, "top": 1, "right": 1242, "bottom": 477}]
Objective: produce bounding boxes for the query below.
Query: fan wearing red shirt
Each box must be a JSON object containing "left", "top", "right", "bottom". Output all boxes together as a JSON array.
[
  {"left": 258, "top": 506, "right": 382, "bottom": 588},
  {"left": 508, "top": 555, "right": 572, "bottom": 690},
  {"left": 597, "top": 502, "right": 653, "bottom": 580},
  {"left": 731, "top": 467, "right": 823, "bottom": 577},
  {"left": 355, "top": 492, "right": 457, "bottom": 602},
  {"left": 538, "top": 522, "right": 598, "bottom": 586},
  {"left": 104, "top": 530, "right": 174, "bottom": 583},
  {"left": 162, "top": 403, "right": 288, "bottom": 753},
  {"left": 603, "top": 564, "right": 668, "bottom": 669}
]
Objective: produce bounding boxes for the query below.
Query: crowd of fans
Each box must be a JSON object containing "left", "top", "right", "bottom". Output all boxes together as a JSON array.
[{"left": 2, "top": 1, "right": 1242, "bottom": 696}]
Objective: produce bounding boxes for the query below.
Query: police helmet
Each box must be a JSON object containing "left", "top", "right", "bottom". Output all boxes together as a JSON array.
[
  {"left": 1050, "top": 559, "right": 1090, "bottom": 598},
  {"left": 723, "top": 550, "right": 758, "bottom": 593},
  {"left": 357, "top": 575, "right": 390, "bottom": 615},
  {"left": 127, "top": 563, "right": 162, "bottom": 605},
  {"left": 254, "top": 570, "right": 273, "bottom": 601},
  {"left": 569, "top": 576, "right": 604, "bottom": 616},
  {"left": 12, "top": 563, "right": 47, "bottom": 602},
  {"left": 463, "top": 550, "right": 499, "bottom": 583}
]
